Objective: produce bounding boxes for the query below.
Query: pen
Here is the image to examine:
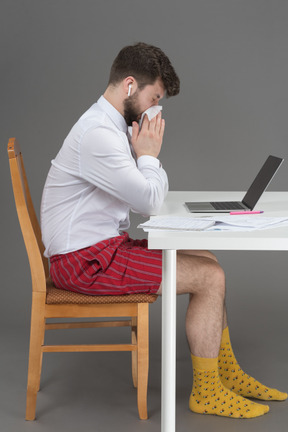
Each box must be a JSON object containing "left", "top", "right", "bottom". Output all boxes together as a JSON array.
[{"left": 230, "top": 211, "right": 264, "bottom": 215}]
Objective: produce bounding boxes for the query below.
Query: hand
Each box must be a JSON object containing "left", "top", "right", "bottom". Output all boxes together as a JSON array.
[{"left": 131, "top": 112, "right": 165, "bottom": 159}]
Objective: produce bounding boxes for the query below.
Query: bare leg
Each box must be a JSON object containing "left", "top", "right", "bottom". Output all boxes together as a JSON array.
[
  {"left": 157, "top": 250, "right": 226, "bottom": 358},
  {"left": 156, "top": 250, "right": 270, "bottom": 418},
  {"left": 223, "top": 303, "right": 228, "bottom": 329},
  {"left": 179, "top": 250, "right": 228, "bottom": 332}
]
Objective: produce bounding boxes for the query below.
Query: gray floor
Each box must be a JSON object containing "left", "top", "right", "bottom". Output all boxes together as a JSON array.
[{"left": 1, "top": 285, "right": 288, "bottom": 432}]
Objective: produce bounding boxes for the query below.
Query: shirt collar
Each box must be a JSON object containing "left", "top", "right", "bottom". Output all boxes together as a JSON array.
[{"left": 97, "top": 95, "right": 128, "bottom": 133}]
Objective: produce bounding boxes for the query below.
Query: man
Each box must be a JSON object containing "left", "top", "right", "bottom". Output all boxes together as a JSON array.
[{"left": 41, "top": 42, "right": 287, "bottom": 419}]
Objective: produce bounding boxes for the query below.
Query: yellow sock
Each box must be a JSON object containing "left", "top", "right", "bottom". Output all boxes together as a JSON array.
[
  {"left": 189, "top": 355, "right": 269, "bottom": 418},
  {"left": 218, "top": 327, "right": 288, "bottom": 401}
]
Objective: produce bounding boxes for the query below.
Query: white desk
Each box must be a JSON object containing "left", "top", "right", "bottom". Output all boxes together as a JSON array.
[{"left": 147, "top": 191, "right": 288, "bottom": 432}]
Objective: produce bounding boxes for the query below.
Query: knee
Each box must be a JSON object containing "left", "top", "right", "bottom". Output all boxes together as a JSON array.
[
  {"left": 206, "top": 260, "right": 226, "bottom": 298},
  {"left": 205, "top": 251, "right": 218, "bottom": 262}
]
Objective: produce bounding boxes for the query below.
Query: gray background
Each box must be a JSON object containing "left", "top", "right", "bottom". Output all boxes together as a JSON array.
[{"left": 1, "top": 1, "right": 287, "bottom": 431}]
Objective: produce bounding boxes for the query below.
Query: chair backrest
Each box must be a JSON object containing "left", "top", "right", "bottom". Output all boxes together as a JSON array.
[{"left": 7, "top": 138, "right": 48, "bottom": 292}]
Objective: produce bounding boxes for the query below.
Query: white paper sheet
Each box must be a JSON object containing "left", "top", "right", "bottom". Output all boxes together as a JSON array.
[
  {"left": 138, "top": 216, "right": 288, "bottom": 232},
  {"left": 138, "top": 217, "right": 215, "bottom": 231}
]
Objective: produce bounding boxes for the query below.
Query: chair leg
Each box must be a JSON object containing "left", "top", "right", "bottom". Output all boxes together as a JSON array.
[
  {"left": 136, "top": 303, "right": 149, "bottom": 420},
  {"left": 26, "top": 293, "right": 46, "bottom": 421},
  {"left": 131, "top": 317, "right": 137, "bottom": 388},
  {"left": 38, "top": 319, "right": 46, "bottom": 391}
]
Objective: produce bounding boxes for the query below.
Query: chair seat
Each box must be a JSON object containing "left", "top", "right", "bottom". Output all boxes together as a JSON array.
[{"left": 46, "top": 282, "right": 158, "bottom": 305}]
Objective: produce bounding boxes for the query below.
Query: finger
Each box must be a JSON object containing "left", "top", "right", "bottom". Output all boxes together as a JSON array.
[
  {"left": 131, "top": 121, "right": 139, "bottom": 143},
  {"left": 159, "top": 118, "right": 165, "bottom": 138},
  {"left": 155, "top": 111, "right": 162, "bottom": 131},
  {"left": 149, "top": 111, "right": 161, "bottom": 132},
  {"left": 141, "top": 114, "right": 149, "bottom": 130},
  {"left": 153, "top": 112, "right": 163, "bottom": 135}
]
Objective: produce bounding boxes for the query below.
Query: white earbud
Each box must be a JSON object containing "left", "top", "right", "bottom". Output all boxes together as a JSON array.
[{"left": 128, "top": 84, "right": 132, "bottom": 97}]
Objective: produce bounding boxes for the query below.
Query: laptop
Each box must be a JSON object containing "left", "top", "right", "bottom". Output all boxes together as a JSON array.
[{"left": 185, "top": 155, "right": 284, "bottom": 213}]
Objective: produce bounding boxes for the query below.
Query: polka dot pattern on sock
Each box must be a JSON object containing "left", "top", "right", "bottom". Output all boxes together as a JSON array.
[
  {"left": 218, "top": 327, "right": 288, "bottom": 401},
  {"left": 189, "top": 364, "right": 269, "bottom": 419}
]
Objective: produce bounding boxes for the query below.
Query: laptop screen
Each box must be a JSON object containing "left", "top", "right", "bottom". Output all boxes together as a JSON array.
[{"left": 242, "top": 155, "right": 283, "bottom": 209}]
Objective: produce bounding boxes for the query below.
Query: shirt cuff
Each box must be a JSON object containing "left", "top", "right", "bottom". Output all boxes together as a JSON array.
[{"left": 137, "top": 155, "right": 161, "bottom": 169}]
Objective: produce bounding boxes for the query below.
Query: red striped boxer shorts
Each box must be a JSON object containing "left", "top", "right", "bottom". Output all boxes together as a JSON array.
[{"left": 50, "top": 232, "right": 162, "bottom": 295}]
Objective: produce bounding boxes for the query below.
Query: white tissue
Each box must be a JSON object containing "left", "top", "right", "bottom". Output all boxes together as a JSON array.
[{"left": 139, "top": 105, "right": 162, "bottom": 129}]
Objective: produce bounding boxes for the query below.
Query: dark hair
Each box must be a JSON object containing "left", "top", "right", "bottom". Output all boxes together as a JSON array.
[{"left": 108, "top": 42, "right": 180, "bottom": 97}]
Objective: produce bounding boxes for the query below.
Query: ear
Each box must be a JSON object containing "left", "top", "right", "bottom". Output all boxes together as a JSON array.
[{"left": 123, "top": 76, "right": 137, "bottom": 96}]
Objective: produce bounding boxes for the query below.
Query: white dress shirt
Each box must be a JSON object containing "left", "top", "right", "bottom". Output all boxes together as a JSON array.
[{"left": 41, "top": 96, "right": 169, "bottom": 257}]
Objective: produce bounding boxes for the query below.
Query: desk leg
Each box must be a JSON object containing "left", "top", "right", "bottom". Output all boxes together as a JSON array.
[{"left": 161, "top": 250, "right": 177, "bottom": 432}]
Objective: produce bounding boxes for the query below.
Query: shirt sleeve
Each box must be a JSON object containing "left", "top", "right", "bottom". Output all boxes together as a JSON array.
[{"left": 80, "top": 126, "right": 169, "bottom": 215}]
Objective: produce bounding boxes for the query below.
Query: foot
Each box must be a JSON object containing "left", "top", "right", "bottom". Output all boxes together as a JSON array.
[
  {"left": 190, "top": 367, "right": 269, "bottom": 418},
  {"left": 219, "top": 327, "right": 287, "bottom": 401},
  {"left": 219, "top": 361, "right": 288, "bottom": 401}
]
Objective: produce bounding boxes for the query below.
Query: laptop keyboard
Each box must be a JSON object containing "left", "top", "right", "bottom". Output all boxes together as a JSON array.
[{"left": 211, "top": 201, "right": 246, "bottom": 210}]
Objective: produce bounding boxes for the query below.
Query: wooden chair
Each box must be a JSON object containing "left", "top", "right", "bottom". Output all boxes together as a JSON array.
[{"left": 7, "top": 137, "right": 158, "bottom": 421}]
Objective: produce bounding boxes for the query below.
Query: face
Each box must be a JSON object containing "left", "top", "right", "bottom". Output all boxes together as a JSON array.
[{"left": 123, "top": 78, "right": 165, "bottom": 126}]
